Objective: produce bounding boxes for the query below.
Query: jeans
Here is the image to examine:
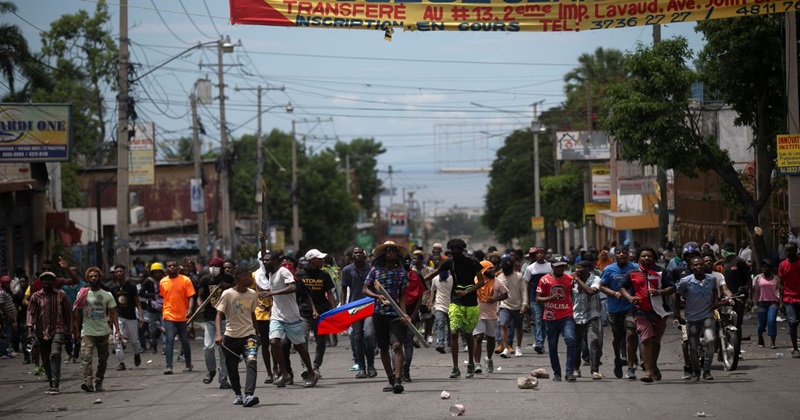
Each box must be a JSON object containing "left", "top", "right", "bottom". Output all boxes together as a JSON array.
[
  {"left": 203, "top": 320, "right": 228, "bottom": 383},
  {"left": 351, "top": 317, "right": 375, "bottom": 370},
  {"left": 784, "top": 302, "right": 800, "bottom": 349},
  {"left": 497, "top": 308, "right": 519, "bottom": 346},
  {"left": 574, "top": 318, "right": 601, "bottom": 373},
  {"left": 81, "top": 335, "right": 109, "bottom": 384},
  {"left": 756, "top": 301, "right": 778, "bottom": 337},
  {"left": 116, "top": 318, "right": 143, "bottom": 364},
  {"left": 687, "top": 317, "right": 715, "bottom": 374},
  {"left": 434, "top": 310, "right": 450, "bottom": 348},
  {"left": 0, "top": 324, "right": 12, "bottom": 356},
  {"left": 164, "top": 320, "right": 192, "bottom": 368},
  {"left": 39, "top": 333, "right": 64, "bottom": 388},
  {"left": 545, "top": 317, "right": 575, "bottom": 377},
  {"left": 303, "top": 316, "right": 327, "bottom": 370},
  {"left": 531, "top": 302, "right": 547, "bottom": 349},
  {"left": 401, "top": 326, "right": 414, "bottom": 372},
  {"left": 222, "top": 335, "right": 258, "bottom": 396}
]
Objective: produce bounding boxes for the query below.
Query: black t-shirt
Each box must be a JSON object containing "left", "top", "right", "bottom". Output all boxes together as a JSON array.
[
  {"left": 139, "top": 278, "right": 160, "bottom": 313},
  {"left": 723, "top": 257, "right": 751, "bottom": 294},
  {"left": 295, "top": 266, "right": 335, "bottom": 317},
  {"left": 110, "top": 281, "right": 139, "bottom": 320},
  {"left": 198, "top": 272, "right": 235, "bottom": 322},
  {"left": 450, "top": 256, "right": 483, "bottom": 307}
]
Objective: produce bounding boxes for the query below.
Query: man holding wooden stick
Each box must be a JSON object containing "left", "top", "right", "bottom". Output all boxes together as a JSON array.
[{"left": 363, "top": 241, "right": 410, "bottom": 394}]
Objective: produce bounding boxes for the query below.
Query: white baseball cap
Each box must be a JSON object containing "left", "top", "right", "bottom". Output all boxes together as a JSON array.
[{"left": 305, "top": 249, "right": 327, "bottom": 260}]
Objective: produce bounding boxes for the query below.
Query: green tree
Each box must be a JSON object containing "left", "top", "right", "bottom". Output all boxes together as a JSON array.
[
  {"left": 330, "top": 138, "right": 385, "bottom": 217},
  {"left": 483, "top": 128, "right": 555, "bottom": 244},
  {"left": 298, "top": 150, "right": 357, "bottom": 251},
  {"left": 602, "top": 23, "right": 783, "bottom": 264},
  {"left": 162, "top": 137, "right": 195, "bottom": 162}
]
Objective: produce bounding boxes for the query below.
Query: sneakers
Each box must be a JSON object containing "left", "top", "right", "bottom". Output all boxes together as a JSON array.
[
  {"left": 33, "top": 366, "right": 45, "bottom": 375},
  {"left": 702, "top": 371, "right": 714, "bottom": 381},
  {"left": 163, "top": 367, "right": 173, "bottom": 375},
  {"left": 355, "top": 370, "right": 368, "bottom": 379},
  {"left": 367, "top": 366, "right": 378, "bottom": 378},
  {"left": 46, "top": 387, "right": 60, "bottom": 395},
  {"left": 94, "top": 381, "right": 105, "bottom": 392},
  {"left": 574, "top": 368, "right": 581, "bottom": 378},
  {"left": 514, "top": 347, "right": 523, "bottom": 357},
  {"left": 793, "top": 350, "right": 800, "bottom": 358},
  {"left": 449, "top": 367, "right": 461, "bottom": 378},
  {"left": 134, "top": 354, "right": 141, "bottom": 367},
  {"left": 393, "top": 378, "right": 404, "bottom": 394},
  {"left": 436, "top": 346, "right": 446, "bottom": 354},
  {"left": 499, "top": 348, "right": 511, "bottom": 358},
  {"left": 613, "top": 359, "right": 624, "bottom": 379},
  {"left": 81, "top": 382, "right": 95, "bottom": 393},
  {"left": 350, "top": 363, "right": 361, "bottom": 371},
  {"left": 473, "top": 363, "right": 482, "bottom": 374},
  {"left": 465, "top": 364, "right": 475, "bottom": 378},
  {"left": 625, "top": 368, "right": 636, "bottom": 380},
  {"left": 494, "top": 343, "right": 505, "bottom": 354},
  {"left": 203, "top": 371, "right": 217, "bottom": 384},
  {"left": 552, "top": 375, "right": 562, "bottom": 382},
  {"left": 116, "top": 363, "right": 126, "bottom": 371},
  {"left": 534, "top": 345, "right": 544, "bottom": 355},
  {"left": 565, "top": 373, "right": 577, "bottom": 382},
  {"left": 243, "top": 395, "right": 260, "bottom": 407},
  {"left": 183, "top": 364, "right": 193, "bottom": 372},
  {"left": 485, "top": 357, "right": 494, "bottom": 374},
  {"left": 681, "top": 366, "right": 692, "bottom": 380},
  {"left": 220, "top": 382, "right": 232, "bottom": 389},
  {"left": 233, "top": 395, "right": 244, "bottom": 405},
  {"left": 592, "top": 372, "right": 603, "bottom": 380}
]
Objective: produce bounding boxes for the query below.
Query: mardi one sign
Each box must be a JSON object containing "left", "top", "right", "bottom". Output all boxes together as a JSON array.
[{"left": 230, "top": 0, "right": 792, "bottom": 32}]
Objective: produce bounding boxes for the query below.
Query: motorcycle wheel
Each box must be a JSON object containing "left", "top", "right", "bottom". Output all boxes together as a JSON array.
[{"left": 721, "top": 328, "right": 739, "bottom": 371}]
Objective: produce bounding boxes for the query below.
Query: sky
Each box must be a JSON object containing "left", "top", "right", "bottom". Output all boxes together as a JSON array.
[{"left": 6, "top": 0, "right": 705, "bottom": 216}]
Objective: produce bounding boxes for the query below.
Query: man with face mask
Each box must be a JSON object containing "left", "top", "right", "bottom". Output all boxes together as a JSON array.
[
  {"left": 25, "top": 272, "right": 72, "bottom": 395},
  {"left": 140, "top": 263, "right": 164, "bottom": 355},
  {"left": 198, "top": 257, "right": 235, "bottom": 388},
  {"left": 497, "top": 255, "right": 528, "bottom": 366}
]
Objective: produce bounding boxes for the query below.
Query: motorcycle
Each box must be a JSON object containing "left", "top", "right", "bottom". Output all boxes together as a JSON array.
[{"left": 716, "top": 293, "right": 745, "bottom": 371}]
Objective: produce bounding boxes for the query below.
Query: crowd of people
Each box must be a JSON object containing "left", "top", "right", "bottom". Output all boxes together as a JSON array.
[{"left": 1, "top": 234, "right": 799, "bottom": 404}]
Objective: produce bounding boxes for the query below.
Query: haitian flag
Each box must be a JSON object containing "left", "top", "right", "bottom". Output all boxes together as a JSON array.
[{"left": 316, "top": 297, "right": 374, "bottom": 335}]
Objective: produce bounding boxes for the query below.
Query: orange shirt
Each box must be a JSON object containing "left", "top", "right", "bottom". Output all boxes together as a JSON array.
[{"left": 160, "top": 274, "right": 196, "bottom": 322}]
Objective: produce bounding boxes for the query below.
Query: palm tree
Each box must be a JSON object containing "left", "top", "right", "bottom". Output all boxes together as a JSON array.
[
  {"left": 563, "top": 47, "right": 625, "bottom": 129},
  {"left": 0, "top": 2, "right": 52, "bottom": 101}
]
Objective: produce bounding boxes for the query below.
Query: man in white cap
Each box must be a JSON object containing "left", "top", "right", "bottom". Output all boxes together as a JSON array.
[{"left": 295, "top": 249, "right": 336, "bottom": 379}]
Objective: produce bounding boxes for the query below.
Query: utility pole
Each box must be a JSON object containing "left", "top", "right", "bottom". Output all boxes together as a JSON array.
[
  {"left": 532, "top": 100, "right": 545, "bottom": 246},
  {"left": 115, "top": 0, "right": 130, "bottom": 267},
  {"left": 233, "top": 84, "right": 286, "bottom": 245},
  {"left": 654, "top": 25, "right": 670, "bottom": 244},
  {"left": 215, "top": 37, "right": 235, "bottom": 258},
  {"left": 291, "top": 120, "right": 300, "bottom": 253},
  {"left": 191, "top": 92, "right": 208, "bottom": 261},
  {"left": 787, "top": 13, "right": 800, "bottom": 229},
  {"left": 388, "top": 165, "right": 394, "bottom": 207}
]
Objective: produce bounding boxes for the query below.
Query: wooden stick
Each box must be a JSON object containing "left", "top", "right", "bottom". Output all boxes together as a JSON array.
[
  {"left": 373, "top": 281, "right": 430, "bottom": 348},
  {"left": 186, "top": 284, "right": 219, "bottom": 324}
]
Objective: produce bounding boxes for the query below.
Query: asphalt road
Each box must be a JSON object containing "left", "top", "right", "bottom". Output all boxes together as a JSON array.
[{"left": 1, "top": 316, "right": 797, "bottom": 419}]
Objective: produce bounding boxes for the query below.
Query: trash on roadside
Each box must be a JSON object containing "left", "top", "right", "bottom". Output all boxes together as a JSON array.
[
  {"left": 94, "top": 399, "right": 102, "bottom": 404},
  {"left": 449, "top": 404, "right": 465, "bottom": 416},
  {"left": 440, "top": 391, "right": 450, "bottom": 399}
]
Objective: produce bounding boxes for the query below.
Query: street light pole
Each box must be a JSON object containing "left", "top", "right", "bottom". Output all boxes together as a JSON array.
[
  {"left": 217, "top": 36, "right": 234, "bottom": 257},
  {"left": 191, "top": 92, "right": 208, "bottom": 261},
  {"left": 532, "top": 100, "right": 545, "bottom": 247},
  {"left": 291, "top": 120, "right": 300, "bottom": 253}
]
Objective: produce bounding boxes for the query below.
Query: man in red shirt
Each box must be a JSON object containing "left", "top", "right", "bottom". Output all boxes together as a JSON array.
[
  {"left": 778, "top": 243, "right": 800, "bottom": 358},
  {"left": 535, "top": 258, "right": 576, "bottom": 382},
  {"left": 619, "top": 246, "right": 675, "bottom": 382}
]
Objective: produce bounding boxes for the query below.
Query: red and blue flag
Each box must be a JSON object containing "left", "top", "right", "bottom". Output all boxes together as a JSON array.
[{"left": 316, "top": 297, "right": 374, "bottom": 335}]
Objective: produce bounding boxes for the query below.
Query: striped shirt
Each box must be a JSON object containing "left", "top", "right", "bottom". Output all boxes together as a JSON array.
[{"left": 26, "top": 288, "right": 73, "bottom": 340}]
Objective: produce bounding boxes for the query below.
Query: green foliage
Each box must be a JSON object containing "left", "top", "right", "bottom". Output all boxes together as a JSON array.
[
  {"left": 540, "top": 169, "right": 584, "bottom": 226},
  {"left": 330, "top": 138, "right": 385, "bottom": 217},
  {"left": 61, "top": 162, "right": 83, "bottom": 208},
  {"left": 298, "top": 151, "right": 357, "bottom": 251},
  {"left": 563, "top": 47, "right": 625, "bottom": 130},
  {"left": 162, "top": 137, "right": 195, "bottom": 162},
  {"left": 483, "top": 128, "right": 555, "bottom": 243},
  {"left": 0, "top": 1, "right": 52, "bottom": 100}
]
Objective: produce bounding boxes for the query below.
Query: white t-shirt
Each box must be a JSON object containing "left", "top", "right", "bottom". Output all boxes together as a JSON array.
[
  {"left": 268, "top": 267, "right": 301, "bottom": 322},
  {"left": 430, "top": 272, "right": 454, "bottom": 313},
  {"left": 523, "top": 262, "right": 552, "bottom": 283}
]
